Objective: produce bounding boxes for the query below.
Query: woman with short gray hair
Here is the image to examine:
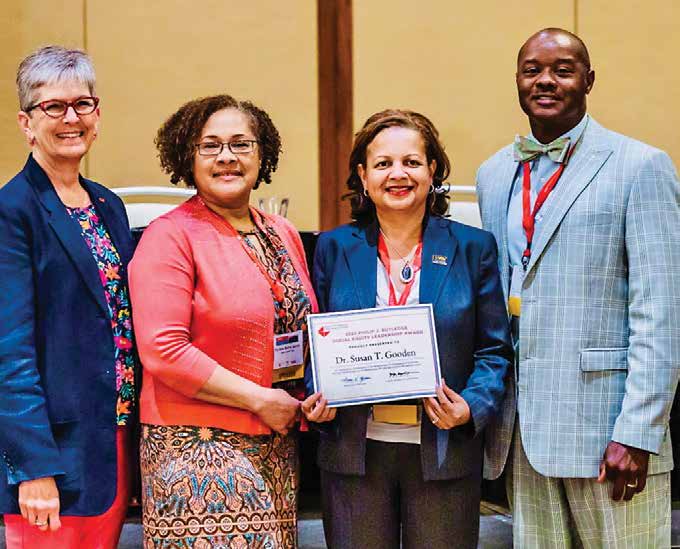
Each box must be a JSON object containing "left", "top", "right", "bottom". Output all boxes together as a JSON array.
[{"left": 0, "top": 45, "right": 138, "bottom": 548}]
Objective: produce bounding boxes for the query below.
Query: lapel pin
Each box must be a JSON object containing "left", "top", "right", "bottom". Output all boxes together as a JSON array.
[
  {"left": 98, "top": 197, "right": 105, "bottom": 203},
  {"left": 432, "top": 254, "right": 447, "bottom": 266}
]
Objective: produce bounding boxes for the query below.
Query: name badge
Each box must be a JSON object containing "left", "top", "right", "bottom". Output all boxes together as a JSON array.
[
  {"left": 372, "top": 404, "right": 420, "bottom": 425},
  {"left": 273, "top": 330, "right": 305, "bottom": 383},
  {"left": 508, "top": 266, "right": 523, "bottom": 317}
]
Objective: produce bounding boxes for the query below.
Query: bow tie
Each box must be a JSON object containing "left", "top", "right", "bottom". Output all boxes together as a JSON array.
[{"left": 513, "top": 135, "right": 571, "bottom": 163}]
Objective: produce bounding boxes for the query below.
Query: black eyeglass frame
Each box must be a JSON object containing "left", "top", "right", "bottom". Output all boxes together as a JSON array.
[
  {"left": 25, "top": 96, "right": 100, "bottom": 118},
  {"left": 194, "top": 140, "right": 259, "bottom": 156}
]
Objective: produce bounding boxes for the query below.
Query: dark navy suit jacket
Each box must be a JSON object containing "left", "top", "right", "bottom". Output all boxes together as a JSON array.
[
  {"left": 0, "top": 155, "right": 135, "bottom": 515},
  {"left": 310, "top": 216, "right": 513, "bottom": 481}
]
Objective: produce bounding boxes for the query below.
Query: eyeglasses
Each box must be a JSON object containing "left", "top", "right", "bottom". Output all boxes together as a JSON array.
[
  {"left": 25, "top": 96, "right": 100, "bottom": 118},
  {"left": 195, "top": 140, "right": 258, "bottom": 156}
]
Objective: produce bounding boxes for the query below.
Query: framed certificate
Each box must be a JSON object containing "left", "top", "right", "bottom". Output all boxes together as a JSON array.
[{"left": 307, "top": 304, "right": 441, "bottom": 407}]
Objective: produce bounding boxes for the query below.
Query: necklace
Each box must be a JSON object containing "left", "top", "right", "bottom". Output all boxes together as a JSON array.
[{"left": 378, "top": 228, "right": 420, "bottom": 284}]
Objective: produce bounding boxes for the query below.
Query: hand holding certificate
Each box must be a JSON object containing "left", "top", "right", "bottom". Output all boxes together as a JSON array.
[{"left": 307, "top": 304, "right": 441, "bottom": 407}]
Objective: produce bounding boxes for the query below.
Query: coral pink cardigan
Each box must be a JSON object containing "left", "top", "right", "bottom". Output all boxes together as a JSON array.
[{"left": 129, "top": 197, "right": 318, "bottom": 434}]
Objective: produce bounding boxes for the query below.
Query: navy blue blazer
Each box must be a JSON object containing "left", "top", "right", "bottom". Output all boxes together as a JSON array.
[
  {"left": 0, "top": 155, "right": 136, "bottom": 515},
  {"left": 311, "top": 216, "right": 513, "bottom": 481}
]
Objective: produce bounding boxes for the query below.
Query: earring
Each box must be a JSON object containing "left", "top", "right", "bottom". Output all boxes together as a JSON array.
[
  {"left": 428, "top": 184, "right": 435, "bottom": 194},
  {"left": 363, "top": 188, "right": 369, "bottom": 197}
]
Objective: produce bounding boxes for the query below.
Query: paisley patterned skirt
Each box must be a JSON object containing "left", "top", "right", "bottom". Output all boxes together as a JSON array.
[{"left": 140, "top": 424, "right": 298, "bottom": 548}]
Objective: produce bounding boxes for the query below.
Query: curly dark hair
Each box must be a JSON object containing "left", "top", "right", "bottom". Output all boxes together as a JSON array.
[
  {"left": 346, "top": 109, "right": 451, "bottom": 225},
  {"left": 155, "top": 94, "right": 282, "bottom": 189}
]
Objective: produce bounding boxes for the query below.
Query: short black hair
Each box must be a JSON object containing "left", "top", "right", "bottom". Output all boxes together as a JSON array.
[{"left": 518, "top": 28, "right": 591, "bottom": 69}]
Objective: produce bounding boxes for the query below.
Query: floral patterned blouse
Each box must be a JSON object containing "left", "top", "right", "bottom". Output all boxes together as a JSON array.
[
  {"left": 239, "top": 211, "right": 312, "bottom": 394},
  {"left": 67, "top": 204, "right": 136, "bottom": 425}
]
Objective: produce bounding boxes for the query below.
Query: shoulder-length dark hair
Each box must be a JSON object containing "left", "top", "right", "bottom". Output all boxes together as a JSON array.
[
  {"left": 155, "top": 94, "right": 281, "bottom": 189},
  {"left": 346, "top": 109, "right": 451, "bottom": 224}
]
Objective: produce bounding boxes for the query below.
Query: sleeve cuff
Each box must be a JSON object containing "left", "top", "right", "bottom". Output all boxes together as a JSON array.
[
  {"left": 611, "top": 420, "right": 666, "bottom": 455},
  {"left": 459, "top": 390, "right": 487, "bottom": 438}
]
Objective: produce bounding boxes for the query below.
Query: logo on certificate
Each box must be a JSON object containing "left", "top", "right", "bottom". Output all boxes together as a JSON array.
[{"left": 318, "top": 326, "right": 330, "bottom": 337}]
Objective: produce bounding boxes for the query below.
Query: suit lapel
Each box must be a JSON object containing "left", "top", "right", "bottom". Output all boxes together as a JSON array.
[
  {"left": 525, "top": 121, "right": 613, "bottom": 274},
  {"left": 487, "top": 150, "right": 518, "bottom": 297},
  {"left": 344, "top": 222, "right": 378, "bottom": 309},
  {"left": 27, "top": 157, "right": 109, "bottom": 315},
  {"left": 83, "top": 180, "right": 133, "bottom": 268},
  {"left": 420, "top": 217, "right": 457, "bottom": 305}
]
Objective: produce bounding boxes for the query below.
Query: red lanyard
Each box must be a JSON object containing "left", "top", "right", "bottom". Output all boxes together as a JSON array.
[
  {"left": 199, "top": 198, "right": 286, "bottom": 306},
  {"left": 237, "top": 213, "right": 286, "bottom": 308},
  {"left": 520, "top": 145, "right": 576, "bottom": 270},
  {"left": 377, "top": 234, "right": 423, "bottom": 306}
]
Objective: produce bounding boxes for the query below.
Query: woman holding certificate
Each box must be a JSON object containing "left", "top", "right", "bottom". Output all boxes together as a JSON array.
[{"left": 305, "top": 109, "right": 513, "bottom": 548}]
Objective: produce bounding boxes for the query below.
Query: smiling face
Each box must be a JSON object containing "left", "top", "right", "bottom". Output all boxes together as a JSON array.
[
  {"left": 17, "top": 80, "right": 100, "bottom": 166},
  {"left": 192, "top": 108, "right": 260, "bottom": 213},
  {"left": 358, "top": 126, "right": 435, "bottom": 220},
  {"left": 516, "top": 30, "right": 595, "bottom": 142}
]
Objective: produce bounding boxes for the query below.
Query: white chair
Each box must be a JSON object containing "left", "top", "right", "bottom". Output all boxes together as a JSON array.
[
  {"left": 112, "top": 186, "right": 196, "bottom": 229},
  {"left": 112, "top": 184, "right": 482, "bottom": 230},
  {"left": 446, "top": 185, "right": 481, "bottom": 228}
]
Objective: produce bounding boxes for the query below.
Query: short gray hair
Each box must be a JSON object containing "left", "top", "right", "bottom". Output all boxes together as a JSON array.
[{"left": 16, "top": 45, "right": 96, "bottom": 112}]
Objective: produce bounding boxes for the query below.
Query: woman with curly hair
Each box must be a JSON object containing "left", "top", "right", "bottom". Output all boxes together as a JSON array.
[{"left": 129, "top": 95, "right": 327, "bottom": 548}]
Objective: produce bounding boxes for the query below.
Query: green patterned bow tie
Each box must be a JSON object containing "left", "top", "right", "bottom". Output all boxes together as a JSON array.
[{"left": 513, "top": 135, "right": 571, "bottom": 163}]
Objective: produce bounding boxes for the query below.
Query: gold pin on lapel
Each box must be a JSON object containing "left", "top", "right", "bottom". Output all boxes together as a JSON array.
[{"left": 432, "top": 254, "right": 447, "bottom": 266}]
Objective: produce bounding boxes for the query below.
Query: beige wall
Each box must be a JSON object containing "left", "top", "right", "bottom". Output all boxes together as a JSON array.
[
  {"left": 353, "top": 1, "right": 574, "bottom": 189},
  {"left": 580, "top": 1, "right": 680, "bottom": 161},
  {"left": 2, "top": 2, "right": 680, "bottom": 231},
  {"left": 87, "top": 0, "right": 318, "bottom": 230},
  {"left": 0, "top": 0, "right": 319, "bottom": 230},
  {"left": 0, "top": 0, "right": 84, "bottom": 185},
  {"left": 354, "top": 1, "right": 680, "bottom": 188}
]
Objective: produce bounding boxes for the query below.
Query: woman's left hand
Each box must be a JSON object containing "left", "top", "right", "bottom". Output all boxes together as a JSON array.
[
  {"left": 301, "top": 392, "right": 337, "bottom": 423},
  {"left": 423, "top": 379, "right": 471, "bottom": 430}
]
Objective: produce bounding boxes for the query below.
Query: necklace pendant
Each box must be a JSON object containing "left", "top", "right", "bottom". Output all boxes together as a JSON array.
[{"left": 399, "top": 263, "right": 414, "bottom": 284}]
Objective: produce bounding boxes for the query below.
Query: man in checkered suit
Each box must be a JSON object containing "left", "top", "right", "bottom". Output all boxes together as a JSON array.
[{"left": 477, "top": 28, "right": 680, "bottom": 547}]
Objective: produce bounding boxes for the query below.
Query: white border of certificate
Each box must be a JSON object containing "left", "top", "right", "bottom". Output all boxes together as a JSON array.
[{"left": 307, "top": 304, "right": 441, "bottom": 407}]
